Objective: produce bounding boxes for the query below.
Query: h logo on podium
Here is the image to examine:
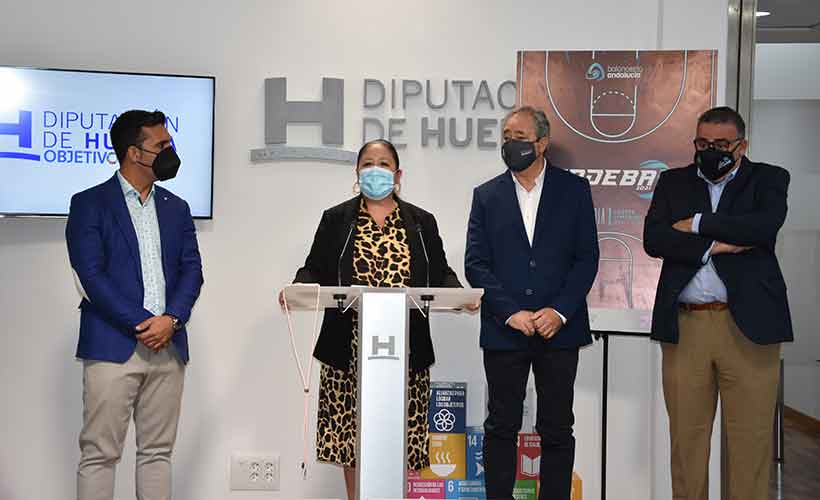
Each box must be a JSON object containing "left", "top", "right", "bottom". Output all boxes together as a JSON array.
[{"left": 368, "top": 335, "right": 399, "bottom": 361}]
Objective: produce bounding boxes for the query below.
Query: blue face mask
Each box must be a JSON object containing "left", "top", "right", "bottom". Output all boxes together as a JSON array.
[{"left": 358, "top": 166, "right": 396, "bottom": 200}]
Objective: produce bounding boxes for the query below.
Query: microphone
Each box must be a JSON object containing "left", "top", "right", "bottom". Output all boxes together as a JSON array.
[
  {"left": 416, "top": 223, "right": 433, "bottom": 315},
  {"left": 335, "top": 220, "right": 356, "bottom": 311},
  {"left": 416, "top": 224, "right": 430, "bottom": 288}
]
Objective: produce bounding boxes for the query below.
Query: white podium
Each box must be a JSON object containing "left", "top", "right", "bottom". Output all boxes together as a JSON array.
[{"left": 282, "top": 285, "right": 483, "bottom": 500}]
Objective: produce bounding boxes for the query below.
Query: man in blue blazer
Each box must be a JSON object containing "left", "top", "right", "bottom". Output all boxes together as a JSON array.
[
  {"left": 66, "top": 110, "right": 204, "bottom": 500},
  {"left": 466, "top": 107, "right": 599, "bottom": 500},
  {"left": 644, "top": 107, "right": 791, "bottom": 500}
]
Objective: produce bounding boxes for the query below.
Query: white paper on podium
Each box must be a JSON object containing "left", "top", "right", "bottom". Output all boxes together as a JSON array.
[
  {"left": 280, "top": 284, "right": 483, "bottom": 312},
  {"left": 405, "top": 287, "right": 483, "bottom": 311},
  {"left": 280, "top": 284, "right": 362, "bottom": 310}
]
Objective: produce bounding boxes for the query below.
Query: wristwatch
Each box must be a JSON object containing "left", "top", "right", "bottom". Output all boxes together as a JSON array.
[{"left": 167, "top": 315, "right": 182, "bottom": 331}]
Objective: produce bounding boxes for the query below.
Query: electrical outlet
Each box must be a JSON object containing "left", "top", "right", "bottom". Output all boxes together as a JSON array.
[{"left": 230, "top": 453, "right": 280, "bottom": 491}]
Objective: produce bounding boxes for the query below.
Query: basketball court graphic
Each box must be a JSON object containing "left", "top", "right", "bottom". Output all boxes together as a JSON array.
[{"left": 516, "top": 50, "right": 717, "bottom": 310}]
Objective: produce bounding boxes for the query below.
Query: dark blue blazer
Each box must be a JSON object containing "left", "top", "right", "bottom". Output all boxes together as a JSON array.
[
  {"left": 644, "top": 157, "right": 793, "bottom": 345},
  {"left": 65, "top": 174, "right": 204, "bottom": 363},
  {"left": 465, "top": 165, "right": 599, "bottom": 351}
]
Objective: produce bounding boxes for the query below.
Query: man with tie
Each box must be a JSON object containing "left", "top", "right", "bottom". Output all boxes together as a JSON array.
[
  {"left": 465, "top": 106, "right": 599, "bottom": 500},
  {"left": 644, "top": 106, "right": 792, "bottom": 500},
  {"left": 66, "top": 110, "right": 204, "bottom": 500}
]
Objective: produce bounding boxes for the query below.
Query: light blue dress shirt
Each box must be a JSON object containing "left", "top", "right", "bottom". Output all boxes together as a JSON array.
[
  {"left": 678, "top": 166, "right": 739, "bottom": 304},
  {"left": 117, "top": 172, "right": 166, "bottom": 316}
]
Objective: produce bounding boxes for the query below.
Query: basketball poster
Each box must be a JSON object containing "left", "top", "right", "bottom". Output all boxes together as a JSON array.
[{"left": 516, "top": 50, "right": 717, "bottom": 314}]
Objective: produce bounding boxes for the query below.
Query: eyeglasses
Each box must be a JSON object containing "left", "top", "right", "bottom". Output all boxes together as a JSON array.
[{"left": 693, "top": 137, "right": 742, "bottom": 151}]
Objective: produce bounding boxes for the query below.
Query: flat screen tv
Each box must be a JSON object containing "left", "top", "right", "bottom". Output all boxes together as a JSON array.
[{"left": 0, "top": 66, "right": 215, "bottom": 218}]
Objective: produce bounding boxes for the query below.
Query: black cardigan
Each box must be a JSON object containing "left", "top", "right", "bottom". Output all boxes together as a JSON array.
[{"left": 293, "top": 196, "right": 461, "bottom": 371}]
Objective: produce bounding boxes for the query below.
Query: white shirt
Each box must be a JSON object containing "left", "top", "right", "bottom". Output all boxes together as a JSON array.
[
  {"left": 507, "top": 159, "right": 567, "bottom": 325},
  {"left": 511, "top": 159, "right": 547, "bottom": 247}
]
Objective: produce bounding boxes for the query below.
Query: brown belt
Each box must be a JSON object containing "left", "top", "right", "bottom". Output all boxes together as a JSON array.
[{"left": 679, "top": 301, "right": 729, "bottom": 312}]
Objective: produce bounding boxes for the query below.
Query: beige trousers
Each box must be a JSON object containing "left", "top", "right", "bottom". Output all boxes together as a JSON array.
[
  {"left": 662, "top": 308, "right": 780, "bottom": 500},
  {"left": 77, "top": 343, "right": 185, "bottom": 500}
]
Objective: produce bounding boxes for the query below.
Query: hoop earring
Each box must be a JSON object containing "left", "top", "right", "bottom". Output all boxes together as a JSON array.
[
  {"left": 353, "top": 182, "right": 361, "bottom": 195},
  {"left": 393, "top": 184, "right": 401, "bottom": 196}
]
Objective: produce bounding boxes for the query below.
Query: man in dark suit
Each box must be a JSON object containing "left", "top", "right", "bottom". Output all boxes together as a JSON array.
[
  {"left": 66, "top": 110, "right": 204, "bottom": 500},
  {"left": 644, "top": 106, "right": 792, "bottom": 500},
  {"left": 465, "top": 107, "right": 599, "bottom": 500}
]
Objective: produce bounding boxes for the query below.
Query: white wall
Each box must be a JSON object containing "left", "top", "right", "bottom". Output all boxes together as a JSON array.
[
  {"left": 752, "top": 43, "right": 820, "bottom": 420},
  {"left": 754, "top": 43, "right": 820, "bottom": 100},
  {"left": 0, "top": 1, "right": 730, "bottom": 499}
]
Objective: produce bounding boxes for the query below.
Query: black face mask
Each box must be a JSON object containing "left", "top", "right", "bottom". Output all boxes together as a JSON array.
[
  {"left": 137, "top": 146, "right": 181, "bottom": 181},
  {"left": 695, "top": 145, "right": 739, "bottom": 182},
  {"left": 502, "top": 139, "right": 538, "bottom": 172}
]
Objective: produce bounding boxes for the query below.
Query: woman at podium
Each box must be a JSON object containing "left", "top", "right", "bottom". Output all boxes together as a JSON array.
[{"left": 287, "top": 139, "right": 463, "bottom": 500}]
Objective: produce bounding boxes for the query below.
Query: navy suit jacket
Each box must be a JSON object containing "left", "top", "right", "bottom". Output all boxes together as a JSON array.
[
  {"left": 465, "top": 165, "right": 599, "bottom": 351},
  {"left": 644, "top": 157, "right": 793, "bottom": 345},
  {"left": 65, "top": 174, "right": 204, "bottom": 363}
]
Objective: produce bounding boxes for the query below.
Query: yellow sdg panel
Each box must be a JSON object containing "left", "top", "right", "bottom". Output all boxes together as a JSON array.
[{"left": 421, "top": 433, "right": 466, "bottom": 480}]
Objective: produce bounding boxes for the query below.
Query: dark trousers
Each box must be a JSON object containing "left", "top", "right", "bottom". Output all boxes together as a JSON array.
[{"left": 482, "top": 347, "right": 579, "bottom": 500}]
